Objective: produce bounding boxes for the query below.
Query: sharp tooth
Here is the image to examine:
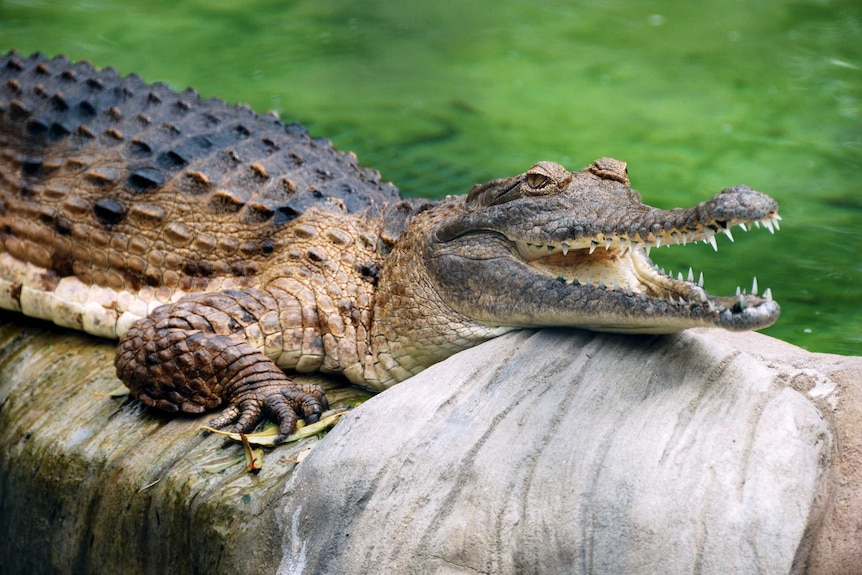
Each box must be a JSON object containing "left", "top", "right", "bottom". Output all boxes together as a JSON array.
[
  {"left": 671, "top": 231, "right": 679, "bottom": 245},
  {"left": 687, "top": 268, "right": 694, "bottom": 282},
  {"left": 754, "top": 220, "right": 762, "bottom": 229},
  {"left": 645, "top": 245, "right": 652, "bottom": 256},
  {"left": 677, "top": 272, "right": 684, "bottom": 281},
  {"left": 763, "top": 219, "right": 775, "bottom": 234},
  {"left": 669, "top": 295, "right": 677, "bottom": 305},
  {"left": 696, "top": 287, "right": 708, "bottom": 302},
  {"left": 707, "top": 233, "right": 718, "bottom": 252},
  {"left": 772, "top": 217, "right": 780, "bottom": 231},
  {"left": 708, "top": 300, "right": 718, "bottom": 312},
  {"left": 640, "top": 293, "right": 648, "bottom": 302},
  {"left": 605, "top": 238, "right": 613, "bottom": 250},
  {"left": 723, "top": 228, "right": 735, "bottom": 242},
  {"left": 572, "top": 277, "right": 580, "bottom": 286},
  {"left": 737, "top": 294, "right": 747, "bottom": 310},
  {"left": 735, "top": 286, "right": 741, "bottom": 296},
  {"left": 764, "top": 287, "right": 773, "bottom": 302},
  {"left": 681, "top": 232, "right": 688, "bottom": 246},
  {"left": 655, "top": 236, "right": 662, "bottom": 248},
  {"left": 625, "top": 285, "right": 633, "bottom": 296},
  {"left": 557, "top": 275, "right": 565, "bottom": 282},
  {"left": 598, "top": 280, "right": 606, "bottom": 290},
  {"left": 590, "top": 241, "right": 598, "bottom": 254},
  {"left": 679, "top": 296, "right": 688, "bottom": 305},
  {"left": 738, "top": 223, "right": 748, "bottom": 231},
  {"left": 698, "top": 272, "right": 704, "bottom": 287},
  {"left": 613, "top": 279, "right": 620, "bottom": 291},
  {"left": 751, "top": 277, "right": 758, "bottom": 296},
  {"left": 562, "top": 242, "right": 570, "bottom": 256}
]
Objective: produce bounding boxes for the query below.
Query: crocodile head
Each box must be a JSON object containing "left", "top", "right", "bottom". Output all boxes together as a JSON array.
[{"left": 375, "top": 158, "right": 780, "bottom": 378}]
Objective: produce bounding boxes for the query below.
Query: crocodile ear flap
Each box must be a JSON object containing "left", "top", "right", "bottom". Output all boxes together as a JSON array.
[
  {"left": 380, "top": 199, "right": 435, "bottom": 244},
  {"left": 465, "top": 176, "right": 523, "bottom": 210}
]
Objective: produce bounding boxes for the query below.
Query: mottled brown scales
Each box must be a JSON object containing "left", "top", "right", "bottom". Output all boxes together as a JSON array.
[{"left": 1, "top": 51, "right": 782, "bottom": 439}]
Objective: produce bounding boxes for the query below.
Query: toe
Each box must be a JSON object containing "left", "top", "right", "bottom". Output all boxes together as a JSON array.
[
  {"left": 231, "top": 399, "right": 266, "bottom": 435},
  {"left": 203, "top": 404, "right": 240, "bottom": 434}
]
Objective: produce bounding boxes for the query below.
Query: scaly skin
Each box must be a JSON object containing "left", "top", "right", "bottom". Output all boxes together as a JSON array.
[{"left": 0, "top": 52, "right": 781, "bottom": 439}]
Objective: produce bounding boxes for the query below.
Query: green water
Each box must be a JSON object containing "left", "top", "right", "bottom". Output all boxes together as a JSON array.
[{"left": 2, "top": 0, "right": 860, "bottom": 355}]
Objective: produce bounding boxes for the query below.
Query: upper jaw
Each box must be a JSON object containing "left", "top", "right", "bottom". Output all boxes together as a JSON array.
[{"left": 515, "top": 184, "right": 780, "bottom": 255}]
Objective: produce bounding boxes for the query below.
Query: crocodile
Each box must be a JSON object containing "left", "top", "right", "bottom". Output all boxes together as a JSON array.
[{"left": 0, "top": 52, "right": 781, "bottom": 440}]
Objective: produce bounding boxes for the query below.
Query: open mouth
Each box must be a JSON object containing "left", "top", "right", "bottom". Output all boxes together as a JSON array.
[{"left": 514, "top": 213, "right": 781, "bottom": 314}]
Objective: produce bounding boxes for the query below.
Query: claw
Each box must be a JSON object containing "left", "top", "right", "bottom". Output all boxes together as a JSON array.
[
  {"left": 202, "top": 382, "right": 328, "bottom": 442},
  {"left": 271, "top": 386, "right": 328, "bottom": 441},
  {"left": 233, "top": 400, "right": 269, "bottom": 435}
]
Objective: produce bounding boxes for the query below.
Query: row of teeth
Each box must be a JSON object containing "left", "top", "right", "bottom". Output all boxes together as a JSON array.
[
  {"left": 522, "top": 214, "right": 782, "bottom": 257},
  {"left": 557, "top": 268, "right": 773, "bottom": 307},
  {"left": 555, "top": 272, "right": 774, "bottom": 311},
  {"left": 525, "top": 212, "right": 781, "bottom": 310}
]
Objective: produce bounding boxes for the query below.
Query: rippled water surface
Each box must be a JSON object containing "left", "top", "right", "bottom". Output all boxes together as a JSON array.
[{"left": 2, "top": 0, "right": 860, "bottom": 355}]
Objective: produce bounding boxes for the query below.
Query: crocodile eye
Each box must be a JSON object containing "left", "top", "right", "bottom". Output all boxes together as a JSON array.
[
  {"left": 588, "top": 157, "right": 630, "bottom": 185},
  {"left": 525, "top": 172, "right": 552, "bottom": 190},
  {"left": 522, "top": 161, "right": 571, "bottom": 196},
  {"left": 465, "top": 161, "right": 572, "bottom": 210}
]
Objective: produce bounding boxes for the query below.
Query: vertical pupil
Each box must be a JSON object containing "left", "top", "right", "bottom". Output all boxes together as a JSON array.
[{"left": 528, "top": 175, "right": 548, "bottom": 188}]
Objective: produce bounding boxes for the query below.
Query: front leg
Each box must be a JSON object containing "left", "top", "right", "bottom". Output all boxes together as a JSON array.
[{"left": 114, "top": 291, "right": 328, "bottom": 440}]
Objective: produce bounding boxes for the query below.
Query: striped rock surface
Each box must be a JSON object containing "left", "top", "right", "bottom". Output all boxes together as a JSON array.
[{"left": 2, "top": 320, "right": 860, "bottom": 574}]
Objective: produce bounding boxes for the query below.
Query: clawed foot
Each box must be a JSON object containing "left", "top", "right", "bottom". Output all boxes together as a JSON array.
[{"left": 204, "top": 382, "right": 329, "bottom": 442}]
